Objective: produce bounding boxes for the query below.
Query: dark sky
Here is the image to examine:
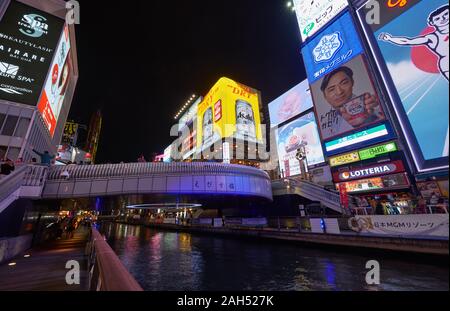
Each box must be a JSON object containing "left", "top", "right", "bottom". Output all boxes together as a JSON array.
[{"left": 70, "top": 0, "right": 307, "bottom": 163}]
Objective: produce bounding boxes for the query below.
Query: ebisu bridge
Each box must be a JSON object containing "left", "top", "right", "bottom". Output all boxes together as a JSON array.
[{"left": 0, "top": 162, "right": 345, "bottom": 217}]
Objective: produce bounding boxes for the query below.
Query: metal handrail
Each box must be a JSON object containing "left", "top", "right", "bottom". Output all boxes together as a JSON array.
[
  {"left": 273, "top": 178, "right": 346, "bottom": 214},
  {"left": 47, "top": 162, "right": 271, "bottom": 181},
  {"left": 0, "top": 165, "right": 29, "bottom": 204},
  {"left": 87, "top": 228, "right": 143, "bottom": 291}
]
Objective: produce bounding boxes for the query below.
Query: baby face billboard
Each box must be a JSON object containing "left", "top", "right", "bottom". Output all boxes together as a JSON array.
[
  {"left": 276, "top": 111, "right": 325, "bottom": 177},
  {"left": 360, "top": 0, "right": 449, "bottom": 171},
  {"left": 268, "top": 79, "right": 313, "bottom": 128},
  {"left": 310, "top": 54, "right": 385, "bottom": 141}
]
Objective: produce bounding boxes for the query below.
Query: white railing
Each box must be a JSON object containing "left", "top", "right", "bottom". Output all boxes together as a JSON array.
[
  {"left": 0, "top": 165, "right": 29, "bottom": 206},
  {"left": 47, "top": 162, "right": 270, "bottom": 181},
  {"left": 273, "top": 178, "right": 346, "bottom": 214},
  {"left": 22, "top": 165, "right": 49, "bottom": 187},
  {"left": 0, "top": 165, "right": 49, "bottom": 209}
]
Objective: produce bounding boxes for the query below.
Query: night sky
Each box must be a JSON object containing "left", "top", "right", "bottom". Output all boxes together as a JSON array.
[{"left": 70, "top": 0, "right": 307, "bottom": 163}]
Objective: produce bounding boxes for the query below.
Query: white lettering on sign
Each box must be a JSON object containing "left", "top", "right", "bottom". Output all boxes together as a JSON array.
[{"left": 341, "top": 164, "right": 396, "bottom": 180}]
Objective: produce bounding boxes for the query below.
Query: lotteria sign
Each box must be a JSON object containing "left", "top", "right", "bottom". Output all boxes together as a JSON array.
[
  {"left": 333, "top": 160, "right": 405, "bottom": 182},
  {"left": 359, "top": 142, "right": 398, "bottom": 160}
]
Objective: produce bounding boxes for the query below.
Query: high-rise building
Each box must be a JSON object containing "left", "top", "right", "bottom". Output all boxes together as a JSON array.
[
  {"left": 85, "top": 110, "right": 102, "bottom": 163},
  {"left": 0, "top": 0, "right": 78, "bottom": 162}
]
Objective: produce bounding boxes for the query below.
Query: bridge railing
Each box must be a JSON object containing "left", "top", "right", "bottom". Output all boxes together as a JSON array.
[
  {"left": 0, "top": 165, "right": 29, "bottom": 206},
  {"left": 87, "top": 227, "right": 143, "bottom": 291},
  {"left": 47, "top": 162, "right": 271, "bottom": 180},
  {"left": 273, "top": 178, "right": 349, "bottom": 214}
]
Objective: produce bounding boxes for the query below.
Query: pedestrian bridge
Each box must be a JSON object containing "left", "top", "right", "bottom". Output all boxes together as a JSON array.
[
  {"left": 42, "top": 162, "right": 273, "bottom": 200},
  {"left": 0, "top": 163, "right": 273, "bottom": 214},
  {"left": 1, "top": 163, "right": 347, "bottom": 215}
]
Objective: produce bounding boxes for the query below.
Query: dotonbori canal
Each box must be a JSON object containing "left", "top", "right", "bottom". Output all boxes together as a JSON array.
[{"left": 98, "top": 223, "right": 449, "bottom": 291}]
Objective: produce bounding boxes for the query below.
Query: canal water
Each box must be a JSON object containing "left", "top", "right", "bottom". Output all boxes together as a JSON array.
[{"left": 99, "top": 223, "right": 449, "bottom": 291}]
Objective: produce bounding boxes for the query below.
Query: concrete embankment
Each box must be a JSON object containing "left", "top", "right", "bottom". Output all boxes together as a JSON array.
[{"left": 112, "top": 221, "right": 449, "bottom": 256}]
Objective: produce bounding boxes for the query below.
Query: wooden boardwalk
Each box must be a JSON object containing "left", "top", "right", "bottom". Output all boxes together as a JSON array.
[{"left": 0, "top": 227, "right": 90, "bottom": 291}]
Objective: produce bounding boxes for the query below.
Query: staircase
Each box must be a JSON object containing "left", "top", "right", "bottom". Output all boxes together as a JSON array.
[
  {"left": 272, "top": 178, "right": 349, "bottom": 214},
  {"left": 0, "top": 165, "right": 48, "bottom": 215}
]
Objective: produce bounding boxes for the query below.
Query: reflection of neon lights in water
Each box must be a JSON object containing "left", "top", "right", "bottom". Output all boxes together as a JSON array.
[{"left": 325, "top": 261, "right": 336, "bottom": 289}]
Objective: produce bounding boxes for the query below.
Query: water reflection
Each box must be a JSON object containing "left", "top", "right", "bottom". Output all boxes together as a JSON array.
[{"left": 99, "top": 223, "right": 449, "bottom": 291}]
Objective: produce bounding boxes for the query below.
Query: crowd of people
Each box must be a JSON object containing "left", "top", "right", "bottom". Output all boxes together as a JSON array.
[{"left": 352, "top": 193, "right": 448, "bottom": 215}]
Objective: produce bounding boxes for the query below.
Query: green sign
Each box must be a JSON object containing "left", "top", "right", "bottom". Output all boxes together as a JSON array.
[{"left": 359, "top": 142, "right": 397, "bottom": 160}]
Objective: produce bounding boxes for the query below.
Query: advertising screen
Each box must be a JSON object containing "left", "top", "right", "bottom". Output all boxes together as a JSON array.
[
  {"left": 163, "top": 145, "right": 172, "bottom": 163},
  {"left": 358, "top": 141, "right": 398, "bottom": 161},
  {"left": 360, "top": 0, "right": 449, "bottom": 171},
  {"left": 339, "top": 173, "right": 410, "bottom": 193},
  {"left": 197, "top": 77, "right": 263, "bottom": 152},
  {"left": 329, "top": 152, "right": 360, "bottom": 167},
  {"left": 268, "top": 79, "right": 313, "bottom": 128},
  {"left": 311, "top": 54, "right": 385, "bottom": 141},
  {"left": 179, "top": 97, "right": 201, "bottom": 131},
  {"left": 37, "top": 24, "right": 71, "bottom": 137},
  {"left": 276, "top": 111, "right": 325, "bottom": 177},
  {"left": 301, "top": 12, "right": 364, "bottom": 84},
  {"left": 61, "top": 121, "right": 78, "bottom": 145},
  {"left": 324, "top": 123, "right": 392, "bottom": 155},
  {"left": 0, "top": 0, "right": 64, "bottom": 105},
  {"left": 293, "top": 0, "right": 348, "bottom": 43}
]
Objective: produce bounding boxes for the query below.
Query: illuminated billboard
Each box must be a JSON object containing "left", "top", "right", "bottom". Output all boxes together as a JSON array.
[
  {"left": 37, "top": 24, "right": 71, "bottom": 137},
  {"left": 196, "top": 77, "right": 263, "bottom": 152},
  {"left": 179, "top": 97, "right": 201, "bottom": 131},
  {"left": 324, "top": 123, "right": 394, "bottom": 155},
  {"left": 301, "top": 12, "right": 364, "bottom": 84},
  {"left": 276, "top": 111, "right": 325, "bottom": 177},
  {"left": 163, "top": 145, "right": 172, "bottom": 163},
  {"left": 310, "top": 54, "right": 386, "bottom": 141},
  {"left": 358, "top": 0, "right": 449, "bottom": 172},
  {"left": 0, "top": 0, "right": 64, "bottom": 105},
  {"left": 293, "top": 0, "right": 348, "bottom": 43},
  {"left": 268, "top": 79, "right": 313, "bottom": 128}
]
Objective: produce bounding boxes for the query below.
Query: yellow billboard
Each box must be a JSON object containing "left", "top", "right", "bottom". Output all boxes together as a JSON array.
[
  {"left": 197, "top": 77, "right": 262, "bottom": 151},
  {"left": 329, "top": 152, "right": 360, "bottom": 167}
]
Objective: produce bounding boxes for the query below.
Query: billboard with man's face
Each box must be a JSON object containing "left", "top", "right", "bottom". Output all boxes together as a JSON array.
[
  {"left": 310, "top": 54, "right": 385, "bottom": 141},
  {"left": 359, "top": 0, "right": 449, "bottom": 172},
  {"left": 196, "top": 77, "right": 263, "bottom": 152},
  {"left": 0, "top": 0, "right": 64, "bottom": 106},
  {"left": 268, "top": 79, "right": 313, "bottom": 128}
]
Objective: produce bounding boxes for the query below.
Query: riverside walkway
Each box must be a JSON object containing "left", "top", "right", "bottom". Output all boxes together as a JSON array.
[{"left": 0, "top": 227, "right": 89, "bottom": 291}]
